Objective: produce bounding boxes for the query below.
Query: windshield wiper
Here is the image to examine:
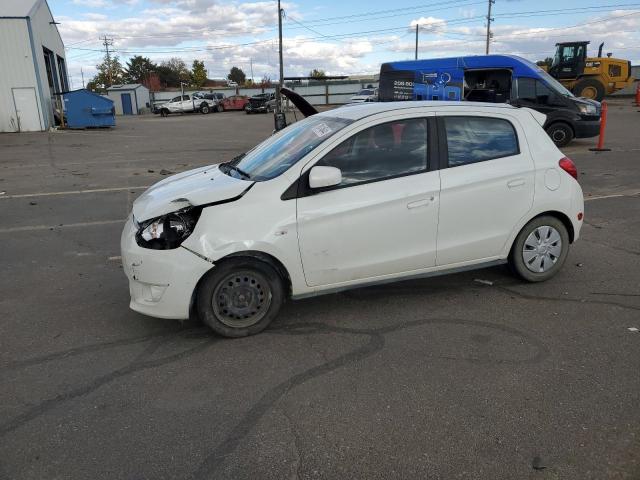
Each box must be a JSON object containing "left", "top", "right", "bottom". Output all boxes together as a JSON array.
[{"left": 221, "top": 162, "right": 251, "bottom": 180}]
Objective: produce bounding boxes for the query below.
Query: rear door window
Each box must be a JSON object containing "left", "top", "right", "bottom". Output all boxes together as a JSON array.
[{"left": 443, "top": 116, "right": 519, "bottom": 167}]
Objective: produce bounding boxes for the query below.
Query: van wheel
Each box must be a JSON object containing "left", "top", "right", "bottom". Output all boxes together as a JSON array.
[
  {"left": 509, "top": 216, "right": 570, "bottom": 283},
  {"left": 546, "top": 122, "right": 574, "bottom": 147},
  {"left": 572, "top": 78, "right": 605, "bottom": 101},
  {"left": 197, "top": 259, "right": 284, "bottom": 338}
]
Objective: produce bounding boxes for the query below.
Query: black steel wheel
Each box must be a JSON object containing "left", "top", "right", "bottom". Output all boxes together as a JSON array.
[{"left": 197, "top": 259, "right": 285, "bottom": 337}]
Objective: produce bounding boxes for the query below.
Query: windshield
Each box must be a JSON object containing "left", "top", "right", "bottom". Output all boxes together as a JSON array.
[
  {"left": 220, "top": 116, "right": 353, "bottom": 181},
  {"left": 536, "top": 67, "right": 575, "bottom": 97}
]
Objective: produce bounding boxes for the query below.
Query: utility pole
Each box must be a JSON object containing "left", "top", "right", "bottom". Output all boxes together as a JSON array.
[
  {"left": 415, "top": 24, "right": 419, "bottom": 60},
  {"left": 485, "top": 0, "right": 494, "bottom": 54},
  {"left": 101, "top": 35, "right": 114, "bottom": 86},
  {"left": 277, "top": 0, "right": 284, "bottom": 113},
  {"left": 81, "top": 68, "right": 85, "bottom": 88}
]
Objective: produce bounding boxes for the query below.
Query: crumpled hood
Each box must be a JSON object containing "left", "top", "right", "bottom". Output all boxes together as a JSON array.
[{"left": 132, "top": 164, "right": 253, "bottom": 222}]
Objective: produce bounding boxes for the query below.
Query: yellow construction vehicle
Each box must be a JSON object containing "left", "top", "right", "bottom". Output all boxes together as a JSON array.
[{"left": 544, "top": 41, "right": 634, "bottom": 101}]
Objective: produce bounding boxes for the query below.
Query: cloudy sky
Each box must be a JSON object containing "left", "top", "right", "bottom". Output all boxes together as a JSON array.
[{"left": 50, "top": 0, "right": 640, "bottom": 88}]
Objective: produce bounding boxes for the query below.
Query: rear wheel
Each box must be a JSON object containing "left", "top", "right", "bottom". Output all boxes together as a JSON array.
[
  {"left": 510, "top": 216, "right": 570, "bottom": 282},
  {"left": 200, "top": 103, "right": 210, "bottom": 114},
  {"left": 545, "top": 122, "right": 574, "bottom": 147},
  {"left": 197, "top": 259, "right": 284, "bottom": 337},
  {"left": 572, "top": 78, "right": 605, "bottom": 101}
]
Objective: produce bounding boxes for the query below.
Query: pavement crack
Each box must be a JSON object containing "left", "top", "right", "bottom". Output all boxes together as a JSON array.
[
  {"left": 0, "top": 337, "right": 214, "bottom": 437},
  {"left": 495, "top": 285, "right": 640, "bottom": 312},
  {"left": 0, "top": 327, "right": 207, "bottom": 372},
  {"left": 190, "top": 317, "right": 549, "bottom": 479}
]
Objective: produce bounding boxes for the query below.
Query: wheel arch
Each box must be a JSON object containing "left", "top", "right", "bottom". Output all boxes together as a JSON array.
[
  {"left": 188, "top": 250, "right": 293, "bottom": 321},
  {"left": 509, "top": 210, "right": 575, "bottom": 258}
]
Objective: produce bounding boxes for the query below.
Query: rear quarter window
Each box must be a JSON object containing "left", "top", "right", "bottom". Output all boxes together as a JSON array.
[{"left": 444, "top": 116, "right": 519, "bottom": 167}]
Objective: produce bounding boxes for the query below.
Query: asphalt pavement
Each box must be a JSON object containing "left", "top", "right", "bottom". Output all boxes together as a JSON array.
[{"left": 1, "top": 103, "right": 639, "bottom": 479}]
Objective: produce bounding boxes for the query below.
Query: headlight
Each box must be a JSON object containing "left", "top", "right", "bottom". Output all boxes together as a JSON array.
[
  {"left": 578, "top": 103, "right": 597, "bottom": 115},
  {"left": 136, "top": 208, "right": 201, "bottom": 250}
]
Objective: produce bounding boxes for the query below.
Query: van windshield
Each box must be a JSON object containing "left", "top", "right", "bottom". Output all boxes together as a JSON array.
[
  {"left": 536, "top": 68, "right": 575, "bottom": 97},
  {"left": 220, "top": 116, "right": 353, "bottom": 181}
]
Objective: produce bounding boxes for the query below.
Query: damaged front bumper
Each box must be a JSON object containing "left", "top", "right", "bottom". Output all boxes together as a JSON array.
[{"left": 120, "top": 215, "right": 213, "bottom": 319}]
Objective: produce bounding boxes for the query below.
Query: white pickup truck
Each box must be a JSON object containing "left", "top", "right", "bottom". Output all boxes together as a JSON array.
[{"left": 157, "top": 94, "right": 213, "bottom": 116}]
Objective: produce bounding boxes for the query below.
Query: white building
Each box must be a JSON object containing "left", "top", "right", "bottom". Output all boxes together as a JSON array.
[
  {"left": 106, "top": 84, "right": 151, "bottom": 115},
  {"left": 0, "top": 0, "right": 67, "bottom": 132}
]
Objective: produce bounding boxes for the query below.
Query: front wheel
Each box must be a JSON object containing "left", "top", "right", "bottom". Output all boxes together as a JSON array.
[
  {"left": 509, "top": 216, "right": 570, "bottom": 282},
  {"left": 572, "top": 78, "right": 605, "bottom": 101},
  {"left": 546, "top": 122, "right": 574, "bottom": 147},
  {"left": 197, "top": 259, "right": 285, "bottom": 337},
  {"left": 160, "top": 109, "right": 169, "bottom": 117}
]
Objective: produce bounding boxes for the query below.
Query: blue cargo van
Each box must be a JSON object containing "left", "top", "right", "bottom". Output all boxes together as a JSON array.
[{"left": 379, "top": 55, "right": 601, "bottom": 147}]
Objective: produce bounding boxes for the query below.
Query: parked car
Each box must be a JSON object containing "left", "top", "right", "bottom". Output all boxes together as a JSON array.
[
  {"left": 220, "top": 95, "right": 249, "bottom": 111},
  {"left": 122, "top": 101, "right": 583, "bottom": 338},
  {"left": 156, "top": 94, "right": 212, "bottom": 116},
  {"left": 348, "top": 88, "right": 378, "bottom": 103},
  {"left": 192, "top": 91, "right": 226, "bottom": 112},
  {"left": 246, "top": 92, "right": 276, "bottom": 113}
]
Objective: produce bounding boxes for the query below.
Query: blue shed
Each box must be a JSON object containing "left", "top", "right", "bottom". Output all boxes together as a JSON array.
[{"left": 62, "top": 89, "right": 115, "bottom": 128}]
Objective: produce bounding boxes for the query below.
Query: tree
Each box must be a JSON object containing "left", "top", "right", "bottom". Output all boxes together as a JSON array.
[
  {"left": 157, "top": 57, "right": 190, "bottom": 87},
  {"left": 90, "top": 54, "right": 124, "bottom": 91},
  {"left": 191, "top": 60, "right": 207, "bottom": 88},
  {"left": 309, "top": 68, "right": 326, "bottom": 79},
  {"left": 536, "top": 57, "right": 554, "bottom": 67},
  {"left": 227, "top": 66, "right": 246, "bottom": 85},
  {"left": 260, "top": 75, "right": 272, "bottom": 88},
  {"left": 124, "top": 56, "right": 156, "bottom": 83}
]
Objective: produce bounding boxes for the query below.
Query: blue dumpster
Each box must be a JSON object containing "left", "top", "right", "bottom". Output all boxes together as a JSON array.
[{"left": 62, "top": 89, "right": 115, "bottom": 128}]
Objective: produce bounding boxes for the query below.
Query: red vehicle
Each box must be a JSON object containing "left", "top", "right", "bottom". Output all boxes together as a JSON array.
[{"left": 220, "top": 95, "right": 249, "bottom": 111}]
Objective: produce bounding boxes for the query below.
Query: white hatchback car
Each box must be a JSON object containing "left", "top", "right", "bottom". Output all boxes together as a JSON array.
[{"left": 121, "top": 102, "right": 583, "bottom": 337}]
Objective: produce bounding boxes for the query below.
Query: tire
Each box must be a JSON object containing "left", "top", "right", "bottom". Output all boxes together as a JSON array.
[
  {"left": 572, "top": 78, "right": 605, "bottom": 101},
  {"left": 160, "top": 109, "right": 169, "bottom": 117},
  {"left": 200, "top": 103, "right": 210, "bottom": 114},
  {"left": 545, "top": 122, "right": 574, "bottom": 147},
  {"left": 509, "top": 216, "right": 570, "bottom": 283},
  {"left": 197, "top": 259, "right": 285, "bottom": 337}
]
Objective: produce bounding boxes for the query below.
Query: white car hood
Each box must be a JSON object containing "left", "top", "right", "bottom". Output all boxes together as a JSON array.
[{"left": 132, "top": 164, "right": 253, "bottom": 221}]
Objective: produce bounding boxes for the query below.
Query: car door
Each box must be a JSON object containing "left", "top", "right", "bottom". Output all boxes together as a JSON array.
[
  {"left": 435, "top": 113, "right": 535, "bottom": 266},
  {"left": 296, "top": 115, "right": 441, "bottom": 287}
]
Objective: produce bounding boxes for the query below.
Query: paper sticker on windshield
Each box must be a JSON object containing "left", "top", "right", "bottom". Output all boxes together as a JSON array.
[{"left": 312, "top": 123, "right": 333, "bottom": 137}]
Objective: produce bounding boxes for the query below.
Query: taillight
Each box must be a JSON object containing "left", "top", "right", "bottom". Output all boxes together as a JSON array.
[{"left": 559, "top": 157, "right": 578, "bottom": 180}]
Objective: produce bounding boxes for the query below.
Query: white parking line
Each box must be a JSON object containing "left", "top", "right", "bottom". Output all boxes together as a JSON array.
[
  {"left": 0, "top": 186, "right": 150, "bottom": 199},
  {"left": 0, "top": 219, "right": 124, "bottom": 233},
  {"left": 584, "top": 192, "right": 640, "bottom": 202}
]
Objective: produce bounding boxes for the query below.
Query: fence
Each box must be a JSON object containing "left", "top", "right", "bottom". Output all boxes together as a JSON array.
[{"left": 150, "top": 80, "right": 379, "bottom": 108}]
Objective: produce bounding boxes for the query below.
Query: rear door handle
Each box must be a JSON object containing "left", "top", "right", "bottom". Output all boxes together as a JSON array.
[
  {"left": 507, "top": 178, "right": 525, "bottom": 188},
  {"left": 407, "top": 197, "right": 434, "bottom": 209}
]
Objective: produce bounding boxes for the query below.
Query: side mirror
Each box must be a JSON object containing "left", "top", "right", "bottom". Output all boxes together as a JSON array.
[{"left": 308, "top": 166, "right": 342, "bottom": 189}]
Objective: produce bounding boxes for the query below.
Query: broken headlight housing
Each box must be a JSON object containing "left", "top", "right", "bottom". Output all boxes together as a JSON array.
[{"left": 135, "top": 207, "right": 202, "bottom": 250}]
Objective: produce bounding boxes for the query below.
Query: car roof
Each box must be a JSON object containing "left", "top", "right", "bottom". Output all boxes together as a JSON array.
[{"left": 316, "top": 101, "right": 518, "bottom": 121}]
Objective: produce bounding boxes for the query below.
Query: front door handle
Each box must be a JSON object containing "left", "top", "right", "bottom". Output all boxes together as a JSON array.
[
  {"left": 407, "top": 197, "right": 434, "bottom": 209},
  {"left": 507, "top": 178, "right": 525, "bottom": 188}
]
